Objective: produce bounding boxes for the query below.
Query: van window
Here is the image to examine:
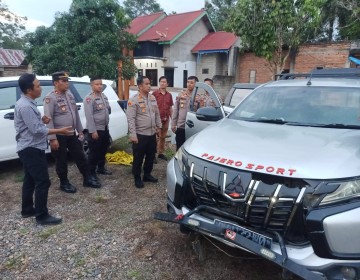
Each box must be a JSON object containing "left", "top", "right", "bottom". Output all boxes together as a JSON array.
[{"left": 0, "top": 87, "right": 17, "bottom": 110}]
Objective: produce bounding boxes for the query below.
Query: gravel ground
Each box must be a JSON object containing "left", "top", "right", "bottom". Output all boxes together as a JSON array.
[{"left": 0, "top": 141, "right": 285, "bottom": 280}]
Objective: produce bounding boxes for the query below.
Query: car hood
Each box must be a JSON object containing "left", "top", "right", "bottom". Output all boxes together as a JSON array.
[{"left": 183, "top": 119, "right": 360, "bottom": 179}]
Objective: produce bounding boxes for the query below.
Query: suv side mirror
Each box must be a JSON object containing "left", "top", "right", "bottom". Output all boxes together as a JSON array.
[{"left": 196, "top": 107, "right": 222, "bottom": 122}]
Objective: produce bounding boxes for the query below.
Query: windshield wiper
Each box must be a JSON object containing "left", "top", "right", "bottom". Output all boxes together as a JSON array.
[
  {"left": 317, "top": 123, "right": 360, "bottom": 129},
  {"left": 241, "top": 118, "right": 287, "bottom": 124}
]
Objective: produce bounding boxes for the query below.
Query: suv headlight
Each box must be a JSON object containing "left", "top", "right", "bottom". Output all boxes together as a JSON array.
[
  {"left": 174, "top": 147, "right": 186, "bottom": 173},
  {"left": 320, "top": 180, "right": 360, "bottom": 205}
]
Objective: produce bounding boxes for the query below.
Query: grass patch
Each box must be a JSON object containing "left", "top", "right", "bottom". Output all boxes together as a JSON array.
[
  {"left": 164, "top": 146, "right": 175, "bottom": 159},
  {"left": 70, "top": 253, "right": 86, "bottom": 267},
  {"left": 127, "top": 270, "right": 142, "bottom": 279},
  {"left": 5, "top": 254, "right": 26, "bottom": 269},
  {"left": 110, "top": 136, "right": 132, "bottom": 153},
  {"left": 94, "top": 192, "right": 108, "bottom": 203},
  {"left": 19, "top": 228, "right": 29, "bottom": 236},
  {"left": 14, "top": 172, "right": 24, "bottom": 183},
  {"left": 75, "top": 221, "right": 103, "bottom": 233},
  {"left": 38, "top": 226, "right": 60, "bottom": 239}
]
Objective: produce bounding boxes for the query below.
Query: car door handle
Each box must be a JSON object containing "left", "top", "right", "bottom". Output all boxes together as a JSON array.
[
  {"left": 77, "top": 105, "right": 81, "bottom": 110},
  {"left": 186, "top": 120, "right": 194, "bottom": 128},
  {"left": 4, "top": 112, "right": 14, "bottom": 120}
]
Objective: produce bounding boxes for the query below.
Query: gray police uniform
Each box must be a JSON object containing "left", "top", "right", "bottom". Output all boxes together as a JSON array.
[
  {"left": 171, "top": 89, "right": 192, "bottom": 150},
  {"left": 14, "top": 94, "right": 51, "bottom": 218},
  {"left": 44, "top": 90, "right": 89, "bottom": 184},
  {"left": 126, "top": 92, "right": 161, "bottom": 178},
  {"left": 83, "top": 92, "right": 111, "bottom": 174}
]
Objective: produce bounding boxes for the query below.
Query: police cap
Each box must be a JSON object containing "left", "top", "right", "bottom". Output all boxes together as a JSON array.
[{"left": 52, "top": 71, "right": 70, "bottom": 82}]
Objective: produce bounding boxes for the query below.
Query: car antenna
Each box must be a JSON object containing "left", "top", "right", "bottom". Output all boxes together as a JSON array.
[{"left": 306, "top": 72, "right": 313, "bottom": 86}]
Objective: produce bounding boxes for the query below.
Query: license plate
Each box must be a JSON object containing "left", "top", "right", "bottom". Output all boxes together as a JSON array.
[{"left": 214, "top": 219, "right": 272, "bottom": 249}]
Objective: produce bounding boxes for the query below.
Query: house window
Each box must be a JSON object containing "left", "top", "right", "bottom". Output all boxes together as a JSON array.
[
  {"left": 155, "top": 63, "right": 157, "bottom": 67},
  {"left": 249, "top": 70, "right": 256, "bottom": 83},
  {"left": 202, "top": 68, "right": 209, "bottom": 74}
]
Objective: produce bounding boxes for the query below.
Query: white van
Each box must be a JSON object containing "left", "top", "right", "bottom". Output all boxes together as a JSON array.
[{"left": 0, "top": 76, "right": 128, "bottom": 162}]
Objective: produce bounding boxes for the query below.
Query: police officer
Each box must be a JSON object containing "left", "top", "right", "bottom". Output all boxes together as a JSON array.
[
  {"left": 126, "top": 76, "right": 162, "bottom": 188},
  {"left": 171, "top": 76, "right": 198, "bottom": 150},
  {"left": 43, "top": 71, "right": 100, "bottom": 193},
  {"left": 83, "top": 76, "right": 112, "bottom": 180}
]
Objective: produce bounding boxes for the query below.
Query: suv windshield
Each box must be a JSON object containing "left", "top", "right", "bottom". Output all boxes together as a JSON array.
[{"left": 230, "top": 86, "right": 360, "bottom": 127}]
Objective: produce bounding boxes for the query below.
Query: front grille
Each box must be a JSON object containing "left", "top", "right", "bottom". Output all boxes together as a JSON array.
[{"left": 188, "top": 163, "right": 306, "bottom": 236}]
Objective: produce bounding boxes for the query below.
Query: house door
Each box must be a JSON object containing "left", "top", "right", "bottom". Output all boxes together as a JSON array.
[
  {"left": 146, "top": 69, "right": 158, "bottom": 87},
  {"left": 183, "top": 70, "right": 188, "bottom": 88},
  {"left": 164, "top": 69, "right": 174, "bottom": 87}
]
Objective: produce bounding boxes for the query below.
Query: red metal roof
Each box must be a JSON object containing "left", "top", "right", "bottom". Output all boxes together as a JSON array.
[
  {"left": 128, "top": 12, "right": 166, "bottom": 35},
  {"left": 192, "top": 32, "right": 237, "bottom": 52},
  {"left": 0, "top": 49, "right": 25, "bottom": 66},
  {"left": 137, "top": 10, "right": 207, "bottom": 42}
]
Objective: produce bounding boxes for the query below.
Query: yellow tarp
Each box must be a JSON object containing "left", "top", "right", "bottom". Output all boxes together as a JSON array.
[{"left": 105, "top": 151, "right": 133, "bottom": 166}]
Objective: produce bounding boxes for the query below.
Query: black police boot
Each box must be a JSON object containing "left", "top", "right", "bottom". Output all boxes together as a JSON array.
[
  {"left": 97, "top": 167, "right": 112, "bottom": 175},
  {"left": 60, "top": 180, "right": 77, "bottom": 193},
  {"left": 143, "top": 174, "right": 158, "bottom": 183},
  {"left": 83, "top": 176, "right": 101, "bottom": 188},
  {"left": 36, "top": 214, "right": 62, "bottom": 225},
  {"left": 134, "top": 176, "right": 144, "bottom": 188}
]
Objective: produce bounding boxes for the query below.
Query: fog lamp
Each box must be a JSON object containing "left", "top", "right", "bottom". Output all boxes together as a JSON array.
[
  {"left": 187, "top": 219, "right": 200, "bottom": 227},
  {"left": 341, "top": 266, "right": 357, "bottom": 280}
]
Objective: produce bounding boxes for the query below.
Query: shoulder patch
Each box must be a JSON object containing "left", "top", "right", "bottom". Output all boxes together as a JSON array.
[
  {"left": 86, "top": 97, "right": 91, "bottom": 103},
  {"left": 128, "top": 100, "right": 133, "bottom": 106},
  {"left": 45, "top": 97, "right": 50, "bottom": 104}
]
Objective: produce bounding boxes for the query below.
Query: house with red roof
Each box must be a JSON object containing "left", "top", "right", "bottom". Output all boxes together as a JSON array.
[
  {"left": 192, "top": 31, "right": 240, "bottom": 92},
  {"left": 129, "top": 10, "right": 218, "bottom": 88},
  {"left": 0, "top": 48, "right": 29, "bottom": 77}
]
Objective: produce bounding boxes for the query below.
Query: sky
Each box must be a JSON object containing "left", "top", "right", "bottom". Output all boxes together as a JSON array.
[{"left": 3, "top": 0, "right": 206, "bottom": 32}]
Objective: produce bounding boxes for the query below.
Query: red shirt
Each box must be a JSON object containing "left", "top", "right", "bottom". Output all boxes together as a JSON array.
[{"left": 152, "top": 89, "right": 174, "bottom": 123}]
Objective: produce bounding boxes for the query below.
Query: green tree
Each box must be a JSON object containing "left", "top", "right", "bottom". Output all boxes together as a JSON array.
[
  {"left": 26, "top": 0, "right": 137, "bottom": 79},
  {"left": 336, "top": 0, "right": 360, "bottom": 39},
  {"left": 205, "top": 0, "right": 237, "bottom": 31},
  {"left": 123, "top": 0, "right": 163, "bottom": 19},
  {"left": 0, "top": 0, "right": 27, "bottom": 49},
  {"left": 227, "top": 0, "right": 325, "bottom": 76}
]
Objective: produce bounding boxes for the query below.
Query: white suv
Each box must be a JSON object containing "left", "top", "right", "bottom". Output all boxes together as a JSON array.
[{"left": 0, "top": 76, "right": 128, "bottom": 162}]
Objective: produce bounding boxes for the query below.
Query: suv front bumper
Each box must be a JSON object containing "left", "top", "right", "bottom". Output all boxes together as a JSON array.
[
  {"left": 155, "top": 204, "right": 360, "bottom": 280},
  {"left": 162, "top": 158, "right": 360, "bottom": 280}
]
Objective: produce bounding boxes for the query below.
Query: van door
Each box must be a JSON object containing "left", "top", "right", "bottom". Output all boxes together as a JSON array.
[
  {"left": 0, "top": 82, "right": 21, "bottom": 161},
  {"left": 185, "top": 82, "right": 225, "bottom": 140}
]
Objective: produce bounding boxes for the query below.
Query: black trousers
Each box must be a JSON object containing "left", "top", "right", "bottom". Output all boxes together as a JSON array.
[
  {"left": 175, "top": 128, "right": 186, "bottom": 151},
  {"left": 132, "top": 134, "right": 156, "bottom": 178},
  {"left": 18, "top": 147, "right": 50, "bottom": 218},
  {"left": 88, "top": 129, "right": 110, "bottom": 173},
  {"left": 52, "top": 134, "right": 89, "bottom": 183}
]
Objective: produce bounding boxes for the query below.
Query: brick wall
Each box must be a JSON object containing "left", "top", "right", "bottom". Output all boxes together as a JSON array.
[
  {"left": 237, "top": 41, "right": 351, "bottom": 83},
  {"left": 237, "top": 52, "right": 274, "bottom": 83},
  {"left": 294, "top": 41, "right": 350, "bottom": 73}
]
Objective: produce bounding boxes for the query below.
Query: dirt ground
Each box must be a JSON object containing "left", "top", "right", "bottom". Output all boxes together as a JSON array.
[{"left": 0, "top": 139, "right": 285, "bottom": 280}]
